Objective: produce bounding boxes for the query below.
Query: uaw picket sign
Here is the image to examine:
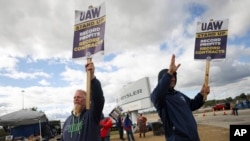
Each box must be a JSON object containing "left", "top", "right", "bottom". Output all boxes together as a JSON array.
[
  {"left": 72, "top": 3, "right": 106, "bottom": 59},
  {"left": 194, "top": 19, "right": 229, "bottom": 60},
  {"left": 230, "top": 125, "right": 250, "bottom": 141}
]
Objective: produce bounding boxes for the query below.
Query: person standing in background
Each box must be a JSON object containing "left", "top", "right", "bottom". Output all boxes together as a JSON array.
[
  {"left": 116, "top": 114, "right": 125, "bottom": 141},
  {"left": 231, "top": 102, "right": 239, "bottom": 116},
  {"left": 124, "top": 112, "right": 136, "bottom": 141},
  {"left": 137, "top": 113, "right": 147, "bottom": 138},
  {"left": 41, "top": 123, "right": 52, "bottom": 141},
  {"left": 100, "top": 114, "right": 113, "bottom": 141}
]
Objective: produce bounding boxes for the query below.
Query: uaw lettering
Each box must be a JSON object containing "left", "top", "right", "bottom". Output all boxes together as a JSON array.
[
  {"left": 201, "top": 20, "right": 223, "bottom": 31},
  {"left": 121, "top": 89, "right": 142, "bottom": 100},
  {"left": 230, "top": 125, "right": 250, "bottom": 141},
  {"left": 79, "top": 6, "right": 101, "bottom": 21}
]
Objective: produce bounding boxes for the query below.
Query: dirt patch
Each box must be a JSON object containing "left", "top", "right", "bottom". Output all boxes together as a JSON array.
[
  {"left": 49, "top": 124, "right": 229, "bottom": 141},
  {"left": 110, "top": 124, "right": 229, "bottom": 141},
  {"left": 198, "top": 124, "right": 229, "bottom": 141}
]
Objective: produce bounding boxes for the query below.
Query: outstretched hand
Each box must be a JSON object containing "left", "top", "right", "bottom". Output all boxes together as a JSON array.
[{"left": 168, "top": 54, "right": 181, "bottom": 75}]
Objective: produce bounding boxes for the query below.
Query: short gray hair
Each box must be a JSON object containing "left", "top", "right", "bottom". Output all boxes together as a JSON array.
[{"left": 75, "top": 89, "right": 87, "bottom": 98}]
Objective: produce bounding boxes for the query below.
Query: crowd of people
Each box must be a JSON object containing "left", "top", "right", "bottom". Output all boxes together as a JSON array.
[
  {"left": 113, "top": 112, "right": 148, "bottom": 141},
  {"left": 60, "top": 54, "right": 210, "bottom": 141}
]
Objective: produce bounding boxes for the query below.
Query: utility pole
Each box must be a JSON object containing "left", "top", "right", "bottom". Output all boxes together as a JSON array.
[{"left": 21, "top": 90, "right": 25, "bottom": 109}]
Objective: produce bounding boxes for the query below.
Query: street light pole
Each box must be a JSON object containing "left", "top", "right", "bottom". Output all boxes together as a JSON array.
[{"left": 21, "top": 90, "right": 25, "bottom": 109}]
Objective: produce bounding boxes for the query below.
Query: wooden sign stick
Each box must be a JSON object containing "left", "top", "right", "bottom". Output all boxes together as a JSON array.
[
  {"left": 86, "top": 5, "right": 94, "bottom": 110},
  {"left": 204, "top": 56, "right": 211, "bottom": 101},
  {"left": 86, "top": 57, "right": 92, "bottom": 109}
]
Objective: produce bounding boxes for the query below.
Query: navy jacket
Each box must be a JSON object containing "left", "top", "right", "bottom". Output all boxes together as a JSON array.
[
  {"left": 123, "top": 114, "right": 133, "bottom": 131},
  {"left": 151, "top": 73, "right": 204, "bottom": 141},
  {"left": 62, "top": 78, "right": 105, "bottom": 141},
  {"left": 116, "top": 115, "right": 123, "bottom": 128}
]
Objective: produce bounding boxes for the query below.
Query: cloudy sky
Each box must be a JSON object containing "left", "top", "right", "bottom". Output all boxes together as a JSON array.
[{"left": 0, "top": 0, "right": 250, "bottom": 122}]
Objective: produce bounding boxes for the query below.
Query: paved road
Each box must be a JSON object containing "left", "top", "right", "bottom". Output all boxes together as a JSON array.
[{"left": 194, "top": 108, "right": 250, "bottom": 129}]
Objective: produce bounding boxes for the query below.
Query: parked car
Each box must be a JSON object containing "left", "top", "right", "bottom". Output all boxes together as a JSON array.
[{"left": 212, "top": 103, "right": 230, "bottom": 111}]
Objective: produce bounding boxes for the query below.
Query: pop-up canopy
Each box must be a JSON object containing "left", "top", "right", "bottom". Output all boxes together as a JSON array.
[
  {"left": 0, "top": 109, "right": 48, "bottom": 126},
  {"left": 0, "top": 109, "right": 48, "bottom": 139}
]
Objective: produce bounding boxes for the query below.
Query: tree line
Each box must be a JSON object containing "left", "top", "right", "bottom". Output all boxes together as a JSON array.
[{"left": 203, "top": 93, "right": 250, "bottom": 107}]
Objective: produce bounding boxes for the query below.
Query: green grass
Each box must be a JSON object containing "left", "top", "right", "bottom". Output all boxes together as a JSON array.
[{"left": 110, "top": 130, "right": 119, "bottom": 135}]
